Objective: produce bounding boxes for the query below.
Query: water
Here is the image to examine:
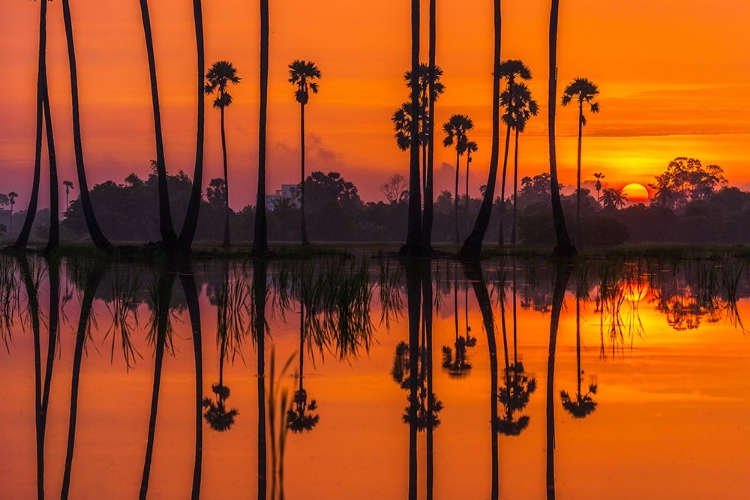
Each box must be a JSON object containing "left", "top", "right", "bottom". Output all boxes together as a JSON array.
[{"left": 1, "top": 255, "right": 749, "bottom": 499}]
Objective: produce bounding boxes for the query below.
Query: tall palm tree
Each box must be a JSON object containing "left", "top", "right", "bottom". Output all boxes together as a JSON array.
[
  {"left": 289, "top": 60, "right": 321, "bottom": 246},
  {"left": 138, "top": 0, "right": 178, "bottom": 248},
  {"left": 43, "top": 87, "right": 60, "bottom": 253},
  {"left": 503, "top": 83, "right": 539, "bottom": 244},
  {"left": 548, "top": 0, "right": 577, "bottom": 258},
  {"left": 443, "top": 115, "right": 473, "bottom": 243},
  {"left": 63, "top": 180, "right": 74, "bottom": 209},
  {"left": 497, "top": 60, "right": 532, "bottom": 247},
  {"left": 205, "top": 61, "right": 241, "bottom": 248},
  {"left": 593, "top": 172, "right": 605, "bottom": 206},
  {"left": 61, "top": 0, "right": 112, "bottom": 251},
  {"left": 457, "top": 0, "right": 501, "bottom": 260},
  {"left": 424, "top": 0, "right": 441, "bottom": 250},
  {"left": 14, "top": 0, "right": 48, "bottom": 250},
  {"left": 403, "top": 0, "right": 423, "bottom": 255},
  {"left": 8, "top": 192, "right": 17, "bottom": 238},
  {"left": 178, "top": 0, "right": 206, "bottom": 252},
  {"left": 253, "top": 0, "right": 270, "bottom": 255},
  {"left": 562, "top": 78, "right": 600, "bottom": 245}
]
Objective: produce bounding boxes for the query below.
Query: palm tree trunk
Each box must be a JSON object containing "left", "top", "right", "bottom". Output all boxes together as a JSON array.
[
  {"left": 61, "top": 0, "right": 112, "bottom": 251},
  {"left": 454, "top": 149, "right": 460, "bottom": 243},
  {"left": 253, "top": 0, "right": 270, "bottom": 255},
  {"left": 61, "top": 264, "right": 102, "bottom": 500},
  {"left": 422, "top": 261, "right": 434, "bottom": 499},
  {"left": 465, "top": 153, "right": 470, "bottom": 236},
  {"left": 178, "top": 0, "right": 205, "bottom": 251},
  {"left": 138, "top": 0, "right": 178, "bottom": 248},
  {"left": 253, "top": 259, "right": 268, "bottom": 499},
  {"left": 576, "top": 296, "right": 582, "bottom": 400},
  {"left": 406, "top": 262, "right": 420, "bottom": 500},
  {"left": 14, "top": 0, "right": 47, "bottom": 249},
  {"left": 548, "top": 0, "right": 576, "bottom": 258},
  {"left": 42, "top": 89, "right": 59, "bottom": 252},
  {"left": 497, "top": 124, "right": 511, "bottom": 247},
  {"left": 575, "top": 102, "right": 583, "bottom": 246},
  {"left": 457, "top": 0, "right": 501, "bottom": 259},
  {"left": 178, "top": 266, "right": 203, "bottom": 500},
  {"left": 463, "top": 263, "right": 498, "bottom": 500},
  {"left": 403, "top": 0, "right": 422, "bottom": 255},
  {"left": 546, "top": 262, "right": 572, "bottom": 500},
  {"left": 221, "top": 105, "right": 231, "bottom": 247},
  {"left": 300, "top": 102, "right": 309, "bottom": 245},
  {"left": 422, "top": 0, "right": 436, "bottom": 249},
  {"left": 511, "top": 128, "right": 520, "bottom": 244}
]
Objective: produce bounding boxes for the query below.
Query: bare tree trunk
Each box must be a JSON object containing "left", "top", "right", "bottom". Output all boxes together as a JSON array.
[{"left": 253, "top": 0, "right": 270, "bottom": 254}]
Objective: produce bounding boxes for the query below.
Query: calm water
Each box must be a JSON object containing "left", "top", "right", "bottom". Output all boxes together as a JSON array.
[{"left": 1, "top": 255, "right": 750, "bottom": 500}]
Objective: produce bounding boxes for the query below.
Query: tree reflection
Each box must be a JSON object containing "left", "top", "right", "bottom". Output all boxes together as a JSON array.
[
  {"left": 442, "top": 264, "right": 473, "bottom": 377},
  {"left": 560, "top": 295, "right": 597, "bottom": 419},
  {"left": 287, "top": 302, "right": 319, "bottom": 433},
  {"left": 251, "top": 258, "right": 269, "bottom": 500}
]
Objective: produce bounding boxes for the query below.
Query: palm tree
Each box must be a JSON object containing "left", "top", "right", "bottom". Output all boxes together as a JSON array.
[
  {"left": 562, "top": 78, "right": 600, "bottom": 245},
  {"left": 593, "top": 172, "right": 605, "bottom": 206},
  {"left": 13, "top": 0, "right": 48, "bottom": 250},
  {"left": 253, "top": 0, "right": 270, "bottom": 255},
  {"left": 289, "top": 60, "right": 321, "bottom": 246},
  {"left": 8, "top": 192, "right": 17, "bottom": 238},
  {"left": 601, "top": 187, "right": 627, "bottom": 210},
  {"left": 504, "top": 83, "right": 539, "bottom": 244},
  {"left": 497, "top": 60, "right": 532, "bottom": 247},
  {"left": 61, "top": 0, "right": 112, "bottom": 251},
  {"left": 424, "top": 0, "right": 441, "bottom": 250},
  {"left": 178, "top": 0, "right": 206, "bottom": 252},
  {"left": 548, "top": 0, "right": 577, "bottom": 257},
  {"left": 63, "top": 180, "right": 74, "bottom": 209},
  {"left": 403, "top": 0, "right": 423, "bottom": 255},
  {"left": 443, "top": 115, "right": 473, "bottom": 243},
  {"left": 138, "top": 0, "right": 178, "bottom": 247},
  {"left": 205, "top": 61, "right": 241, "bottom": 248},
  {"left": 43, "top": 86, "right": 60, "bottom": 253},
  {"left": 465, "top": 141, "right": 478, "bottom": 234},
  {"left": 457, "top": 0, "right": 501, "bottom": 260}
]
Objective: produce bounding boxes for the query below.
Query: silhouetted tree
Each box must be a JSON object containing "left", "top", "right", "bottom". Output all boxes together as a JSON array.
[
  {"left": 380, "top": 173, "right": 409, "bottom": 204},
  {"left": 289, "top": 60, "right": 321, "bottom": 246},
  {"left": 8, "top": 192, "right": 18, "bottom": 238},
  {"left": 403, "top": 0, "right": 423, "bottom": 255},
  {"left": 560, "top": 297, "right": 597, "bottom": 418},
  {"left": 205, "top": 60, "right": 241, "bottom": 248},
  {"left": 465, "top": 141, "right": 478, "bottom": 234},
  {"left": 601, "top": 187, "right": 627, "bottom": 210},
  {"left": 443, "top": 114, "right": 473, "bottom": 243},
  {"left": 593, "top": 172, "right": 605, "bottom": 206},
  {"left": 562, "top": 78, "right": 600, "bottom": 245},
  {"left": 649, "top": 157, "right": 727, "bottom": 212},
  {"left": 253, "top": 0, "right": 270, "bottom": 255}
]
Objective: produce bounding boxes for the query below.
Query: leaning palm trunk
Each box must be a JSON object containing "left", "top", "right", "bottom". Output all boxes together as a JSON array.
[
  {"left": 14, "top": 0, "right": 48, "bottom": 249},
  {"left": 61, "top": 0, "right": 111, "bottom": 251},
  {"left": 178, "top": 0, "right": 206, "bottom": 251},
  {"left": 300, "top": 101, "right": 309, "bottom": 245},
  {"left": 575, "top": 100, "right": 583, "bottom": 245},
  {"left": 138, "top": 0, "right": 178, "bottom": 247},
  {"left": 403, "top": 0, "right": 423, "bottom": 254},
  {"left": 253, "top": 0, "right": 270, "bottom": 254},
  {"left": 547, "top": 0, "right": 576, "bottom": 257},
  {"left": 220, "top": 106, "right": 231, "bottom": 247},
  {"left": 457, "top": 0, "right": 501, "bottom": 259},
  {"left": 453, "top": 148, "right": 460, "bottom": 243},
  {"left": 497, "top": 122, "right": 511, "bottom": 247},
  {"left": 511, "top": 127, "right": 520, "bottom": 244},
  {"left": 42, "top": 89, "right": 59, "bottom": 252},
  {"left": 421, "top": 0, "right": 437, "bottom": 248}
]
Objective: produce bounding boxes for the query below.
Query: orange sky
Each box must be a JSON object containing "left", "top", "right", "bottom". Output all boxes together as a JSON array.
[{"left": 1, "top": 0, "right": 749, "bottom": 211}]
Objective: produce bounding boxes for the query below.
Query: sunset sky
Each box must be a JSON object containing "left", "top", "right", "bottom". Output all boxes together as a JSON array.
[{"left": 1, "top": 0, "right": 748, "bottom": 211}]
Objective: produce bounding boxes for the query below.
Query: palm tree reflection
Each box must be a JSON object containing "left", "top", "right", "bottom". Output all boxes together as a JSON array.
[
  {"left": 287, "top": 303, "right": 319, "bottom": 433},
  {"left": 442, "top": 264, "right": 474, "bottom": 377},
  {"left": 560, "top": 296, "right": 597, "bottom": 419}
]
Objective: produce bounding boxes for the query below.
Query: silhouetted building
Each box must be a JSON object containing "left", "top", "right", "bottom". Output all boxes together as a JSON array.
[{"left": 265, "top": 184, "right": 300, "bottom": 211}]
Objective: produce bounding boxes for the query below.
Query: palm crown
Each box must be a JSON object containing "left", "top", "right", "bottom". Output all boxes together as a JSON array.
[
  {"left": 443, "top": 114, "right": 473, "bottom": 154},
  {"left": 205, "top": 61, "right": 241, "bottom": 109},
  {"left": 561, "top": 78, "right": 600, "bottom": 125},
  {"left": 498, "top": 59, "right": 532, "bottom": 84},
  {"left": 288, "top": 60, "right": 321, "bottom": 105},
  {"left": 501, "top": 82, "right": 539, "bottom": 132}
]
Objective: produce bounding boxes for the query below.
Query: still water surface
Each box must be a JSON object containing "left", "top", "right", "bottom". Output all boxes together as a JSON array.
[{"left": 1, "top": 255, "right": 749, "bottom": 499}]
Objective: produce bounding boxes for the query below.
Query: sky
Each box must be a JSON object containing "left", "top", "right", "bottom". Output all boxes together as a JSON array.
[{"left": 1, "top": 0, "right": 749, "bottom": 211}]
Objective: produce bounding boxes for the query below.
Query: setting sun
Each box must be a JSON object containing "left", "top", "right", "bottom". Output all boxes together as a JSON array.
[{"left": 622, "top": 183, "right": 649, "bottom": 203}]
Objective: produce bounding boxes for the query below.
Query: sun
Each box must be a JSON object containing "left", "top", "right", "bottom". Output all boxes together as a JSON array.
[{"left": 621, "top": 183, "right": 649, "bottom": 203}]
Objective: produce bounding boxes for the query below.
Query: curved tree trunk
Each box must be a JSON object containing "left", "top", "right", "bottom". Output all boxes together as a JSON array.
[
  {"left": 221, "top": 105, "right": 231, "bottom": 247},
  {"left": 457, "top": 0, "right": 501, "bottom": 260},
  {"left": 42, "top": 89, "right": 59, "bottom": 253},
  {"left": 454, "top": 149, "right": 460, "bottom": 244},
  {"left": 511, "top": 127, "right": 520, "bottom": 244},
  {"left": 253, "top": 0, "right": 270, "bottom": 255},
  {"left": 61, "top": 0, "right": 112, "bottom": 251},
  {"left": 548, "top": 0, "right": 576, "bottom": 258},
  {"left": 465, "top": 153, "right": 470, "bottom": 236},
  {"left": 497, "top": 124, "right": 511, "bottom": 247},
  {"left": 300, "top": 102, "right": 309, "bottom": 245},
  {"left": 403, "top": 0, "right": 423, "bottom": 255},
  {"left": 14, "top": 0, "right": 47, "bottom": 249},
  {"left": 138, "top": 0, "right": 178, "bottom": 248},
  {"left": 178, "top": 0, "right": 205, "bottom": 251}
]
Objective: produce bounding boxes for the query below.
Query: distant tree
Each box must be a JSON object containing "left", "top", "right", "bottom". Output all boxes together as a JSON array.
[
  {"left": 380, "top": 173, "right": 409, "bottom": 204},
  {"left": 63, "top": 180, "right": 75, "bottom": 209},
  {"left": 302, "top": 171, "right": 362, "bottom": 213},
  {"left": 465, "top": 141, "right": 478, "bottom": 233},
  {"left": 8, "top": 192, "right": 18, "bottom": 237},
  {"left": 289, "top": 59, "right": 321, "bottom": 246},
  {"left": 601, "top": 187, "right": 627, "bottom": 210},
  {"left": 443, "top": 114, "right": 473, "bottom": 243},
  {"left": 593, "top": 172, "right": 605, "bottom": 206},
  {"left": 562, "top": 78, "right": 600, "bottom": 244},
  {"left": 205, "top": 60, "right": 241, "bottom": 248},
  {"left": 649, "top": 157, "right": 727, "bottom": 212}
]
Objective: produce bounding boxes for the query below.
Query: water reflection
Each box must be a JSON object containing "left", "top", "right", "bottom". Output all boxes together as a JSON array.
[{"left": 1, "top": 254, "right": 750, "bottom": 498}]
